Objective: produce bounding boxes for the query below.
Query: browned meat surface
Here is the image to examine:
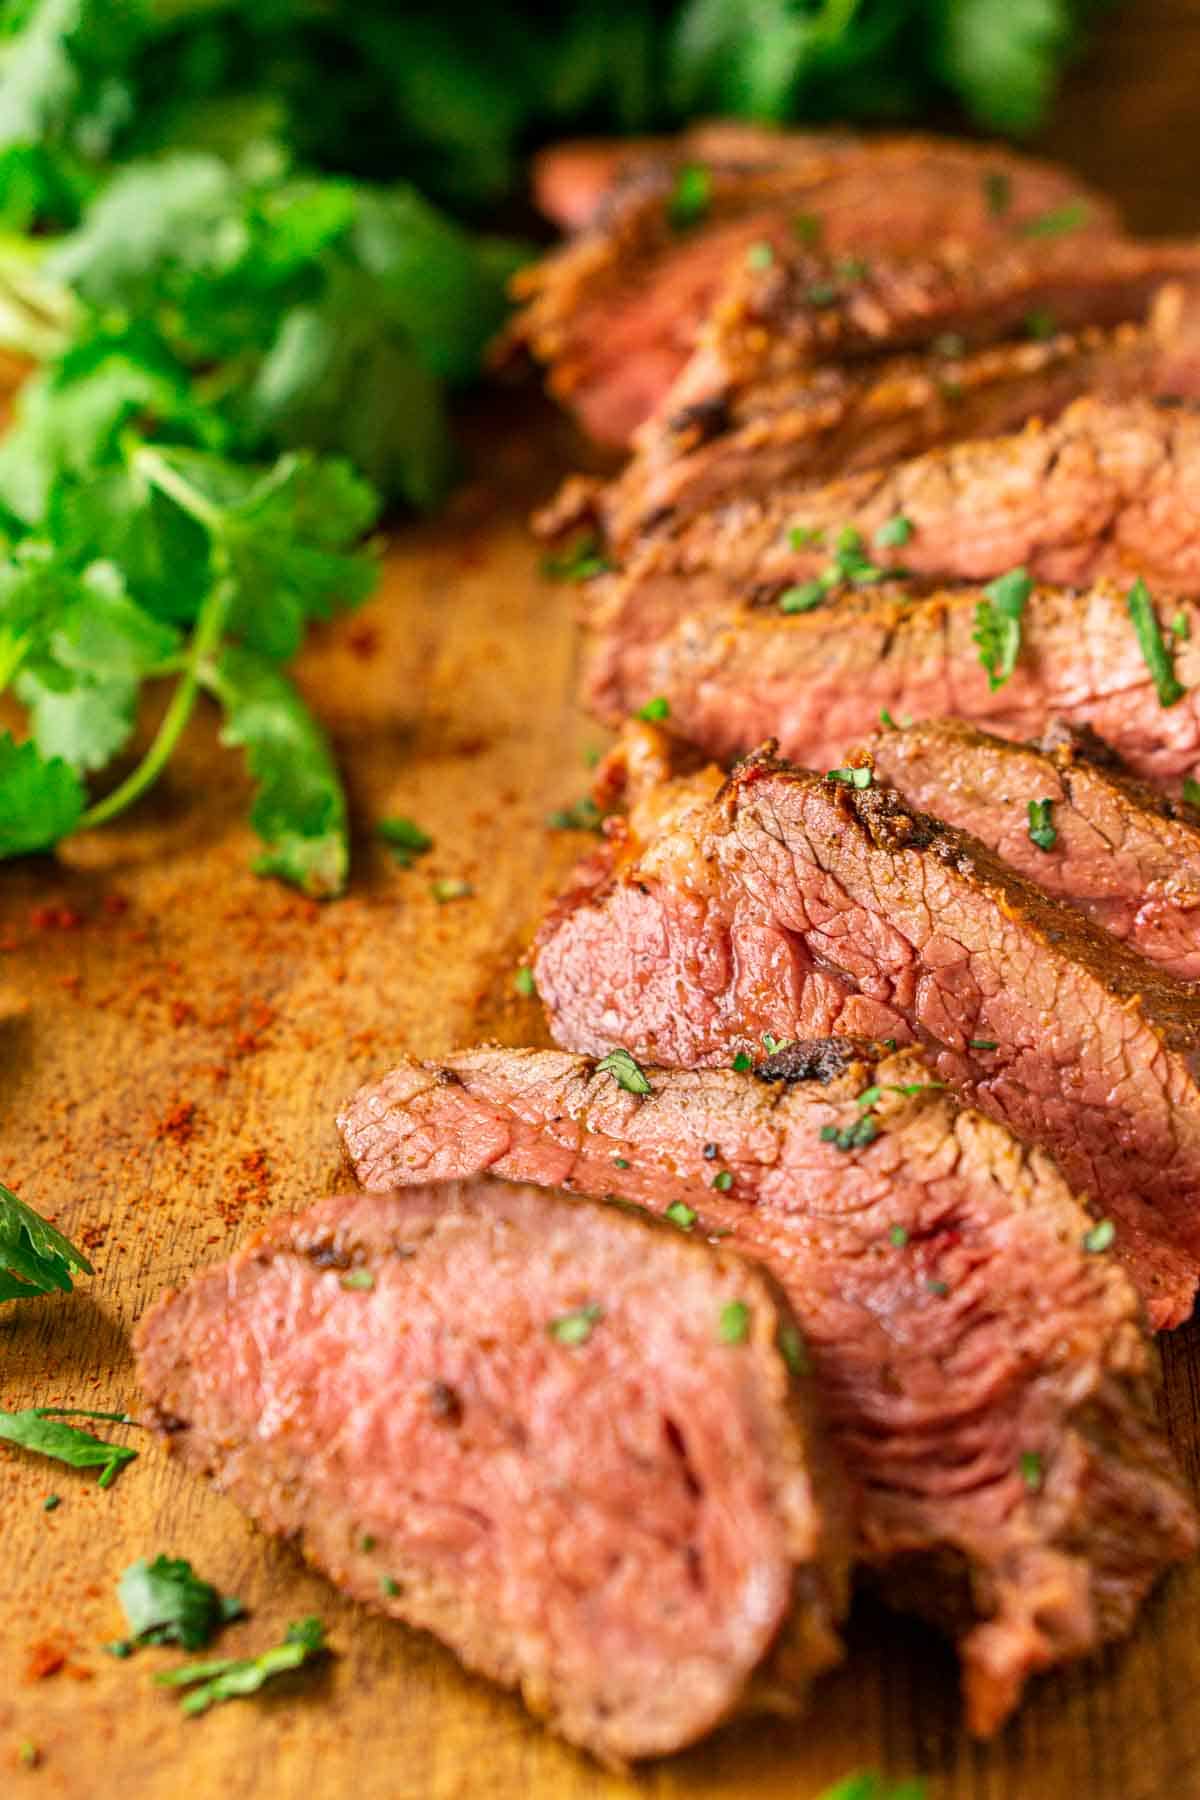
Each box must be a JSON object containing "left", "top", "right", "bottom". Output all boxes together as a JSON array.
[
  {"left": 135, "top": 1182, "right": 848, "bottom": 1764},
  {"left": 583, "top": 577, "right": 1200, "bottom": 784},
  {"left": 532, "top": 729, "right": 1200, "bottom": 1328},
  {"left": 866, "top": 718, "right": 1200, "bottom": 980},
  {"left": 339, "top": 1043, "right": 1198, "bottom": 1736},
  {"left": 509, "top": 135, "right": 1119, "bottom": 445}
]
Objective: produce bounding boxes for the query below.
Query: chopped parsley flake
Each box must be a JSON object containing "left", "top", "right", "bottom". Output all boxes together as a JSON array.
[
  {"left": 761, "top": 1033, "right": 791, "bottom": 1055},
  {"left": 156, "top": 1617, "right": 327, "bottom": 1715},
  {"left": 925, "top": 1278, "right": 949, "bottom": 1297},
  {"left": 546, "top": 796, "right": 603, "bottom": 832},
  {"left": 636, "top": 695, "right": 670, "bottom": 722},
  {"left": 874, "top": 515, "right": 912, "bottom": 549},
  {"left": 597, "top": 1048, "right": 651, "bottom": 1095},
  {"left": 820, "top": 1116, "right": 880, "bottom": 1153},
  {"left": 612, "top": 1155, "right": 630, "bottom": 1169},
  {"left": 380, "top": 1575, "right": 400, "bottom": 1597},
  {"left": 1019, "top": 1450, "right": 1044, "bottom": 1491},
  {"left": 826, "top": 765, "right": 872, "bottom": 789},
  {"left": 541, "top": 534, "right": 612, "bottom": 582},
  {"left": 119, "top": 1556, "right": 243, "bottom": 1651},
  {"left": 888, "top": 1225, "right": 909, "bottom": 1248},
  {"left": 340, "top": 1269, "right": 375, "bottom": 1291},
  {"left": 973, "top": 567, "right": 1033, "bottom": 690},
  {"left": 933, "top": 331, "right": 966, "bottom": 359},
  {"left": 778, "top": 581, "right": 827, "bottom": 614},
  {"left": 430, "top": 877, "right": 473, "bottom": 904},
  {"left": 361, "top": 1535, "right": 377, "bottom": 1553},
  {"left": 732, "top": 1052, "right": 753, "bottom": 1072},
  {"left": 1024, "top": 307, "right": 1058, "bottom": 341},
  {"left": 1027, "top": 798, "right": 1057, "bottom": 852},
  {"left": 806, "top": 282, "right": 839, "bottom": 307},
  {"left": 984, "top": 170, "right": 1012, "bottom": 217},
  {"left": 746, "top": 240, "right": 775, "bottom": 270},
  {"left": 665, "top": 1201, "right": 697, "bottom": 1231},
  {"left": 514, "top": 965, "right": 536, "bottom": 998},
  {"left": 712, "top": 1170, "right": 733, "bottom": 1192},
  {"left": 1020, "top": 200, "right": 1088, "bottom": 237},
  {"left": 1184, "top": 777, "right": 1200, "bottom": 809},
  {"left": 778, "top": 1322, "right": 810, "bottom": 1377},
  {"left": 548, "top": 1304, "right": 603, "bottom": 1346},
  {"left": 375, "top": 817, "right": 432, "bottom": 867},
  {"left": 969, "top": 1039, "right": 998, "bottom": 1050},
  {"left": 793, "top": 212, "right": 823, "bottom": 245},
  {"left": 668, "top": 163, "right": 711, "bottom": 230},
  {"left": 718, "top": 1300, "right": 750, "bottom": 1344},
  {"left": 837, "top": 256, "right": 870, "bottom": 281},
  {"left": 1128, "top": 577, "right": 1186, "bottom": 706},
  {"left": 788, "top": 525, "right": 826, "bottom": 550},
  {"left": 879, "top": 709, "right": 913, "bottom": 729},
  {"left": 1172, "top": 611, "right": 1190, "bottom": 640},
  {"left": 1082, "top": 1218, "right": 1115, "bottom": 1253}
]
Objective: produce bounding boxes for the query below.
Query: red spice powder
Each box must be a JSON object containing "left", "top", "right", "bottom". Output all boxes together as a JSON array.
[
  {"left": 154, "top": 1101, "right": 198, "bottom": 1147},
  {"left": 24, "top": 1641, "right": 67, "bottom": 1681}
]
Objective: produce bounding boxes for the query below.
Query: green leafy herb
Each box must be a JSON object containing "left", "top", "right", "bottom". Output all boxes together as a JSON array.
[
  {"left": 778, "top": 581, "right": 827, "bottom": 614},
  {"left": 548, "top": 1304, "right": 603, "bottom": 1346},
  {"left": 541, "top": 535, "right": 612, "bottom": 583},
  {"left": 1184, "top": 777, "right": 1200, "bottom": 810},
  {"left": 376, "top": 817, "right": 432, "bottom": 867},
  {"left": 732, "top": 1052, "right": 753, "bottom": 1072},
  {"left": 43, "top": 1493, "right": 61, "bottom": 1511},
  {"left": 746, "top": 240, "right": 774, "bottom": 270},
  {"left": 973, "top": 566, "right": 1032, "bottom": 690},
  {"left": 874, "top": 515, "right": 912, "bottom": 549},
  {"left": 0, "top": 1406, "right": 137, "bottom": 1487},
  {"left": 933, "top": 331, "right": 966, "bottom": 359},
  {"left": 596, "top": 1048, "right": 652, "bottom": 1096},
  {"left": 761, "top": 1033, "right": 791, "bottom": 1055},
  {"left": 969, "top": 1039, "right": 998, "bottom": 1050},
  {"left": 1019, "top": 200, "right": 1089, "bottom": 237},
  {"left": 788, "top": 525, "right": 825, "bottom": 550},
  {"left": 778, "top": 1322, "right": 810, "bottom": 1377},
  {"left": 1172, "top": 611, "right": 1190, "bottom": 641},
  {"left": 1019, "top": 1450, "right": 1044, "bottom": 1492},
  {"left": 668, "top": 162, "right": 711, "bottom": 229},
  {"left": 665, "top": 1201, "right": 697, "bottom": 1231},
  {"left": 1027, "top": 798, "right": 1057, "bottom": 852},
  {"left": 635, "top": 694, "right": 671, "bottom": 722},
  {"left": 156, "top": 1617, "right": 327, "bottom": 1715},
  {"left": 513, "top": 965, "right": 536, "bottom": 998},
  {"left": 546, "top": 796, "right": 603, "bottom": 832},
  {"left": 888, "top": 1225, "right": 909, "bottom": 1248},
  {"left": 380, "top": 1575, "right": 400, "bottom": 1597},
  {"left": 820, "top": 1116, "right": 880, "bottom": 1153},
  {"left": 805, "top": 281, "right": 838, "bottom": 308},
  {"left": 612, "top": 1155, "right": 630, "bottom": 1169},
  {"left": 118, "top": 1556, "right": 244, "bottom": 1652},
  {"left": 1082, "top": 1218, "right": 1115, "bottom": 1253},
  {"left": 984, "top": 170, "right": 1012, "bottom": 217},
  {"left": 815, "top": 1771, "right": 927, "bottom": 1800},
  {"left": 0, "top": 1184, "right": 92, "bottom": 1302},
  {"left": 925, "top": 1278, "right": 949, "bottom": 1298},
  {"left": 1128, "top": 577, "right": 1185, "bottom": 707},
  {"left": 718, "top": 1300, "right": 750, "bottom": 1344},
  {"left": 793, "top": 213, "right": 823, "bottom": 246},
  {"left": 712, "top": 1170, "right": 733, "bottom": 1192},
  {"left": 826, "top": 765, "right": 872, "bottom": 789},
  {"left": 878, "top": 709, "right": 913, "bottom": 729},
  {"left": 1024, "top": 306, "right": 1058, "bottom": 340},
  {"left": 340, "top": 1269, "right": 375, "bottom": 1291},
  {"left": 430, "top": 876, "right": 472, "bottom": 904}
]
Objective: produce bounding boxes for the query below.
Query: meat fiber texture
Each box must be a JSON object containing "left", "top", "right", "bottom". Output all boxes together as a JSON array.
[
  {"left": 532, "top": 730, "right": 1200, "bottom": 1329},
  {"left": 551, "top": 265, "right": 1200, "bottom": 552},
  {"left": 135, "top": 1182, "right": 849, "bottom": 1764},
  {"left": 508, "top": 132, "right": 1119, "bottom": 446},
  {"left": 339, "top": 1043, "right": 1198, "bottom": 1736},
  {"left": 866, "top": 718, "right": 1200, "bottom": 980}
]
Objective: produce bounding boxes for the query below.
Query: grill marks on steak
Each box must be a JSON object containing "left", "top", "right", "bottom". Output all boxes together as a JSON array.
[
  {"left": 337, "top": 1044, "right": 1198, "bottom": 1735},
  {"left": 135, "top": 1182, "right": 848, "bottom": 1763},
  {"left": 508, "top": 134, "right": 1118, "bottom": 446},
  {"left": 866, "top": 718, "right": 1200, "bottom": 980},
  {"left": 584, "top": 575, "right": 1200, "bottom": 784},
  {"left": 532, "top": 732, "right": 1200, "bottom": 1328}
]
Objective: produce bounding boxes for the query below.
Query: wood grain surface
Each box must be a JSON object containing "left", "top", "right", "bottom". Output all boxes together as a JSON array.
[{"left": 4, "top": 11, "right": 1200, "bottom": 1797}]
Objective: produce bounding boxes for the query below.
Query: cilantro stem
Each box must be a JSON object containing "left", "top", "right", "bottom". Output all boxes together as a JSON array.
[
  {"left": 131, "top": 444, "right": 227, "bottom": 536},
  {"left": 79, "top": 571, "right": 236, "bottom": 830}
]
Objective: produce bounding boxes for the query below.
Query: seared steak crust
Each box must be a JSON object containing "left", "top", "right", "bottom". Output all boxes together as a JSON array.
[
  {"left": 532, "top": 731, "right": 1200, "bottom": 1327},
  {"left": 339, "top": 1046, "right": 1198, "bottom": 1735},
  {"left": 135, "top": 1182, "right": 848, "bottom": 1764},
  {"left": 867, "top": 718, "right": 1200, "bottom": 979}
]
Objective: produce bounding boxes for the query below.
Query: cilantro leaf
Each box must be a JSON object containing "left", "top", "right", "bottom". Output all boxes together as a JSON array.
[
  {"left": 156, "top": 1617, "right": 327, "bottom": 1715},
  {"left": 973, "top": 567, "right": 1032, "bottom": 690},
  {"left": 0, "top": 1406, "right": 137, "bottom": 1487},
  {"left": 0, "top": 730, "right": 84, "bottom": 856},
  {"left": 0, "top": 1183, "right": 92, "bottom": 1302},
  {"left": 118, "top": 1556, "right": 244, "bottom": 1652}
]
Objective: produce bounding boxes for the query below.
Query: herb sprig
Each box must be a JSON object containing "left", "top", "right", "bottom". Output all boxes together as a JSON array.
[
  {"left": 156, "top": 1617, "right": 328, "bottom": 1715},
  {"left": 0, "top": 1405, "right": 139, "bottom": 1487},
  {"left": 0, "top": 1184, "right": 92, "bottom": 1301}
]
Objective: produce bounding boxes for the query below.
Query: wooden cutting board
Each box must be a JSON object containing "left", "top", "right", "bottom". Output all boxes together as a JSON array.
[{"left": 4, "top": 11, "right": 1200, "bottom": 1793}]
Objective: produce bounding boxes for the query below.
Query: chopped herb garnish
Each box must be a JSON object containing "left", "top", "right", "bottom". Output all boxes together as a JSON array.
[
  {"left": 43, "top": 1493, "right": 61, "bottom": 1511},
  {"left": 820, "top": 1116, "right": 880, "bottom": 1153},
  {"left": 746, "top": 241, "right": 774, "bottom": 270},
  {"left": 156, "top": 1617, "right": 327, "bottom": 1715},
  {"left": 939, "top": 378, "right": 964, "bottom": 404},
  {"left": 635, "top": 695, "right": 670, "bottom": 722},
  {"left": 665, "top": 1201, "right": 697, "bottom": 1231},
  {"left": 1082, "top": 1218, "right": 1115, "bottom": 1253},
  {"left": 18, "top": 1742, "right": 39, "bottom": 1769},
  {"left": 1184, "top": 777, "right": 1200, "bottom": 809},
  {"left": 1019, "top": 1450, "right": 1044, "bottom": 1492},
  {"left": 430, "top": 877, "right": 473, "bottom": 904},
  {"left": 0, "top": 1406, "right": 138, "bottom": 1488},
  {"left": 1020, "top": 200, "right": 1088, "bottom": 237},
  {"left": 514, "top": 965, "right": 536, "bottom": 998},
  {"left": 817, "top": 1771, "right": 928, "bottom": 1799},
  {"left": 761, "top": 1033, "right": 792, "bottom": 1055},
  {"left": 878, "top": 709, "right": 913, "bottom": 729},
  {"left": 548, "top": 1303, "right": 603, "bottom": 1346},
  {"left": 882, "top": 1038, "right": 898, "bottom": 1051},
  {"left": 778, "top": 1322, "right": 810, "bottom": 1377},
  {"left": 1027, "top": 798, "right": 1057, "bottom": 852},
  {"left": 375, "top": 817, "right": 432, "bottom": 868},
  {"left": 1128, "top": 577, "right": 1185, "bottom": 707},
  {"left": 973, "top": 566, "right": 1032, "bottom": 690},
  {"left": 778, "top": 581, "right": 827, "bottom": 614},
  {"left": 793, "top": 212, "right": 823, "bottom": 246},
  {"left": 732, "top": 1051, "right": 753, "bottom": 1072},
  {"left": 1172, "top": 611, "right": 1190, "bottom": 640},
  {"left": 1024, "top": 307, "right": 1058, "bottom": 341},
  {"left": 0, "top": 1184, "right": 92, "bottom": 1303},
  {"left": 668, "top": 163, "right": 711, "bottom": 230},
  {"left": 361, "top": 1536, "right": 377, "bottom": 1553},
  {"left": 612, "top": 1155, "right": 630, "bottom": 1169},
  {"left": 104, "top": 1639, "right": 134, "bottom": 1659},
  {"left": 806, "top": 282, "right": 839, "bottom": 308},
  {"left": 925, "top": 1278, "right": 949, "bottom": 1297},
  {"left": 541, "top": 535, "right": 612, "bottom": 583},
  {"left": 788, "top": 524, "right": 826, "bottom": 550},
  {"left": 380, "top": 1575, "right": 400, "bottom": 1597},
  {"left": 340, "top": 1269, "right": 374, "bottom": 1291},
  {"left": 597, "top": 1047, "right": 651, "bottom": 1096},
  {"left": 826, "top": 765, "right": 872, "bottom": 789},
  {"left": 546, "top": 796, "right": 603, "bottom": 832},
  {"left": 712, "top": 1170, "right": 733, "bottom": 1192},
  {"left": 888, "top": 1225, "right": 909, "bottom": 1248},
  {"left": 933, "top": 331, "right": 966, "bottom": 359},
  {"left": 857, "top": 1085, "right": 884, "bottom": 1110},
  {"left": 984, "top": 169, "right": 1012, "bottom": 217},
  {"left": 718, "top": 1300, "right": 750, "bottom": 1344},
  {"left": 874, "top": 515, "right": 912, "bottom": 549},
  {"left": 969, "top": 1039, "right": 998, "bottom": 1050},
  {"left": 118, "top": 1556, "right": 244, "bottom": 1652},
  {"left": 837, "top": 256, "right": 870, "bottom": 281}
]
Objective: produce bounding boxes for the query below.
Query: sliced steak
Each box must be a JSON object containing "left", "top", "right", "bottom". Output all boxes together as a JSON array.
[
  {"left": 532, "top": 731, "right": 1200, "bottom": 1329},
  {"left": 135, "top": 1181, "right": 848, "bottom": 1764},
  {"left": 508, "top": 136, "right": 1118, "bottom": 446},
  {"left": 567, "top": 270, "right": 1200, "bottom": 550},
  {"left": 338, "top": 1043, "right": 1198, "bottom": 1735},
  {"left": 865, "top": 718, "right": 1200, "bottom": 980},
  {"left": 584, "top": 574, "right": 1200, "bottom": 785}
]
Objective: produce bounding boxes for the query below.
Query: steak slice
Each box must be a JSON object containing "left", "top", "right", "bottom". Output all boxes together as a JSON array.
[
  {"left": 508, "top": 135, "right": 1118, "bottom": 446},
  {"left": 338, "top": 1043, "right": 1198, "bottom": 1735},
  {"left": 532, "top": 730, "right": 1200, "bottom": 1328},
  {"left": 865, "top": 718, "right": 1200, "bottom": 980},
  {"left": 584, "top": 574, "right": 1200, "bottom": 785},
  {"left": 566, "top": 269, "right": 1200, "bottom": 550},
  {"left": 135, "top": 1181, "right": 849, "bottom": 1764}
]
